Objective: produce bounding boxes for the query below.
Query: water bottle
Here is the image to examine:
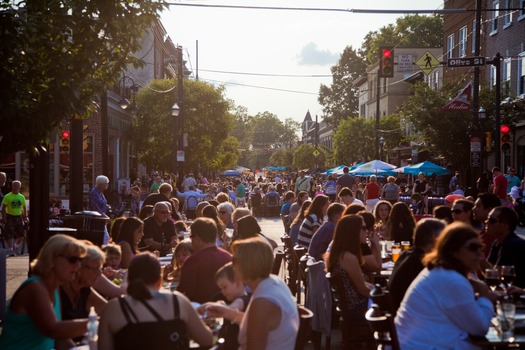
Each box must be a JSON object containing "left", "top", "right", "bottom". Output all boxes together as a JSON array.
[{"left": 86, "top": 306, "right": 99, "bottom": 350}]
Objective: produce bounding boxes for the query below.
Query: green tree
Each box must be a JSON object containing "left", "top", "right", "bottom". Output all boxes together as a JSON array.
[
  {"left": 0, "top": 0, "right": 167, "bottom": 159},
  {"left": 360, "top": 14, "right": 443, "bottom": 65},
  {"left": 398, "top": 83, "right": 470, "bottom": 170},
  {"left": 132, "top": 78, "right": 236, "bottom": 173},
  {"left": 270, "top": 149, "right": 294, "bottom": 168},
  {"left": 292, "top": 144, "right": 328, "bottom": 170},
  {"left": 333, "top": 118, "right": 375, "bottom": 164},
  {"left": 318, "top": 46, "right": 367, "bottom": 128},
  {"left": 281, "top": 118, "right": 300, "bottom": 148}
]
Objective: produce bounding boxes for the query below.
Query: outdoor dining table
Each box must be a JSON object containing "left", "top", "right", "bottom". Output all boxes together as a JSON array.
[{"left": 470, "top": 304, "right": 525, "bottom": 348}]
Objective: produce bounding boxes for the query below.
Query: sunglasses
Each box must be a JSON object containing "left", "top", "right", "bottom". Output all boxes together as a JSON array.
[
  {"left": 451, "top": 209, "right": 464, "bottom": 214},
  {"left": 463, "top": 242, "right": 483, "bottom": 252},
  {"left": 59, "top": 255, "right": 83, "bottom": 264},
  {"left": 219, "top": 211, "right": 228, "bottom": 214},
  {"left": 156, "top": 210, "right": 170, "bottom": 214}
]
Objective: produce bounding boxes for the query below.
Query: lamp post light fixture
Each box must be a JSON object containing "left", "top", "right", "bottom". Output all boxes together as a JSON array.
[
  {"left": 171, "top": 103, "right": 180, "bottom": 117},
  {"left": 118, "top": 76, "right": 139, "bottom": 110},
  {"left": 379, "top": 136, "right": 385, "bottom": 161},
  {"left": 478, "top": 106, "right": 486, "bottom": 119}
]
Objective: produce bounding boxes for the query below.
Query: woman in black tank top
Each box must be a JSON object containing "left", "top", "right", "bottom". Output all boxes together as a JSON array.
[{"left": 98, "top": 252, "right": 214, "bottom": 350}]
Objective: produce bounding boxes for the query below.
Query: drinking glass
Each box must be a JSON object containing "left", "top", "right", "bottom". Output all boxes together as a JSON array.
[
  {"left": 401, "top": 241, "right": 410, "bottom": 251},
  {"left": 391, "top": 244, "right": 401, "bottom": 263},
  {"left": 497, "top": 301, "right": 516, "bottom": 340},
  {"left": 500, "top": 265, "right": 516, "bottom": 288},
  {"left": 485, "top": 268, "right": 500, "bottom": 291}
]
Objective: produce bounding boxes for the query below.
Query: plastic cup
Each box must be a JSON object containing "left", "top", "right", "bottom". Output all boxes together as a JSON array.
[
  {"left": 391, "top": 244, "right": 401, "bottom": 263},
  {"left": 497, "top": 302, "right": 516, "bottom": 340}
]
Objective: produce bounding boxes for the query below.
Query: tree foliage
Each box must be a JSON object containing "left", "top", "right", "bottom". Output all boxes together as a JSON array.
[
  {"left": 360, "top": 14, "right": 443, "bottom": 64},
  {"left": 270, "top": 149, "right": 294, "bottom": 168},
  {"left": 398, "top": 83, "right": 471, "bottom": 170},
  {"left": 333, "top": 116, "right": 401, "bottom": 164},
  {"left": 318, "top": 46, "right": 366, "bottom": 128},
  {"left": 132, "top": 78, "right": 236, "bottom": 173},
  {"left": 0, "top": 0, "right": 167, "bottom": 160},
  {"left": 292, "top": 144, "right": 329, "bottom": 170}
]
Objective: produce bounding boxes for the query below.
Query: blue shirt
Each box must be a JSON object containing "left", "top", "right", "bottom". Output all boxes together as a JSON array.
[
  {"left": 89, "top": 186, "right": 107, "bottom": 214},
  {"left": 280, "top": 201, "right": 292, "bottom": 215},
  {"left": 307, "top": 221, "right": 336, "bottom": 261}
]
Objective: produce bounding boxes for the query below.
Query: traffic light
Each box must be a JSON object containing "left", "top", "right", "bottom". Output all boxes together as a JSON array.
[
  {"left": 500, "top": 125, "right": 511, "bottom": 152},
  {"left": 379, "top": 47, "right": 394, "bottom": 78},
  {"left": 485, "top": 132, "right": 493, "bottom": 152},
  {"left": 60, "top": 130, "right": 70, "bottom": 153}
]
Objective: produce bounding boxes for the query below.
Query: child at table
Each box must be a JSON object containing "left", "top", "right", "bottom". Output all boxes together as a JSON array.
[
  {"left": 165, "top": 241, "right": 193, "bottom": 282},
  {"left": 204, "top": 263, "right": 251, "bottom": 350},
  {"left": 102, "top": 244, "right": 124, "bottom": 280}
]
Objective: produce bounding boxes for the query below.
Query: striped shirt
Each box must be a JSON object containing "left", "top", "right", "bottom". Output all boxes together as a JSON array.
[{"left": 297, "top": 214, "right": 323, "bottom": 249}]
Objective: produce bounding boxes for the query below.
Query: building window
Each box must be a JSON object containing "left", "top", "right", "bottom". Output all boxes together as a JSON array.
[
  {"left": 518, "top": 52, "right": 525, "bottom": 97},
  {"left": 471, "top": 20, "right": 477, "bottom": 53},
  {"left": 503, "top": 58, "right": 511, "bottom": 94},
  {"left": 503, "top": 0, "right": 512, "bottom": 26},
  {"left": 520, "top": 0, "right": 525, "bottom": 19},
  {"left": 491, "top": 1, "right": 499, "bottom": 34},
  {"left": 490, "top": 65, "right": 497, "bottom": 88},
  {"left": 458, "top": 26, "right": 467, "bottom": 57},
  {"left": 447, "top": 34, "right": 454, "bottom": 59}
]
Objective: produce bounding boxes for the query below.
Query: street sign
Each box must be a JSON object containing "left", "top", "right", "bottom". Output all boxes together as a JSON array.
[
  {"left": 176, "top": 150, "right": 185, "bottom": 162},
  {"left": 313, "top": 149, "right": 320, "bottom": 157},
  {"left": 470, "top": 137, "right": 481, "bottom": 167},
  {"left": 397, "top": 54, "right": 413, "bottom": 72},
  {"left": 447, "top": 57, "right": 486, "bottom": 67},
  {"left": 416, "top": 51, "right": 440, "bottom": 75}
]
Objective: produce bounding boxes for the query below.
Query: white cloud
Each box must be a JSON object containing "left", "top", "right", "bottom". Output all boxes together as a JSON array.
[{"left": 296, "top": 42, "right": 339, "bottom": 66}]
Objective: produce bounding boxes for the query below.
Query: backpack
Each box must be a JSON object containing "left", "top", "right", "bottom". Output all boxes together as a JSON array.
[{"left": 266, "top": 193, "right": 280, "bottom": 207}]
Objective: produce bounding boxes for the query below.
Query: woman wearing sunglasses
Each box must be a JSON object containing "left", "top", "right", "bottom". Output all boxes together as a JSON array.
[
  {"left": 395, "top": 222, "right": 497, "bottom": 349},
  {"left": 0, "top": 234, "right": 89, "bottom": 349}
]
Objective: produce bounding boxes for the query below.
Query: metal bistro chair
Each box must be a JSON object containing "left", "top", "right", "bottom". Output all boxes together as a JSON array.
[{"left": 365, "top": 303, "right": 400, "bottom": 350}]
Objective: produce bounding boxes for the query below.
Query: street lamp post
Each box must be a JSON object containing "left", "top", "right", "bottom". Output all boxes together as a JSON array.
[
  {"left": 379, "top": 136, "right": 385, "bottom": 161},
  {"left": 478, "top": 107, "right": 486, "bottom": 171},
  {"left": 172, "top": 102, "right": 180, "bottom": 179}
]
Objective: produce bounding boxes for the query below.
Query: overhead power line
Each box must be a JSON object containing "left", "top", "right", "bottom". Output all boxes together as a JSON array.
[
  {"left": 167, "top": 3, "right": 465, "bottom": 14},
  {"left": 199, "top": 69, "right": 331, "bottom": 78}
]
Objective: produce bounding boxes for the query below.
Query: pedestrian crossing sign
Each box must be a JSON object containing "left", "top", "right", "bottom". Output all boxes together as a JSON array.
[
  {"left": 416, "top": 51, "right": 440, "bottom": 75},
  {"left": 313, "top": 149, "right": 320, "bottom": 157}
]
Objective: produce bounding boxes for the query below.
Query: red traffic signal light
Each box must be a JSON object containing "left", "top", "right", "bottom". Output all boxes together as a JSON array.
[
  {"left": 60, "top": 130, "right": 70, "bottom": 153},
  {"left": 379, "top": 47, "right": 394, "bottom": 78},
  {"left": 500, "top": 125, "right": 511, "bottom": 152},
  {"left": 61, "top": 130, "right": 70, "bottom": 138}
]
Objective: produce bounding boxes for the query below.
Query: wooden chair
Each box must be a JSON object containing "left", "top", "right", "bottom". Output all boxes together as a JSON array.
[
  {"left": 365, "top": 304, "right": 400, "bottom": 350},
  {"left": 295, "top": 305, "right": 314, "bottom": 350}
]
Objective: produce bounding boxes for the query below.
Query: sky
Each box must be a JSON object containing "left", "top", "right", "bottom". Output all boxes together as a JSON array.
[{"left": 161, "top": 0, "right": 444, "bottom": 124}]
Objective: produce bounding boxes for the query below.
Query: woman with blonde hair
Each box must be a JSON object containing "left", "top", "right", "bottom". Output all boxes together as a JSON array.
[
  {"left": 381, "top": 176, "right": 400, "bottom": 205},
  {"left": 0, "top": 235, "right": 89, "bottom": 349}
]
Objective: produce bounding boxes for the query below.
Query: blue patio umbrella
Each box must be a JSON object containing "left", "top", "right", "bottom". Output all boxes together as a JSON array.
[
  {"left": 403, "top": 161, "right": 450, "bottom": 176},
  {"left": 349, "top": 160, "right": 397, "bottom": 176},
  {"left": 221, "top": 169, "right": 241, "bottom": 176}
]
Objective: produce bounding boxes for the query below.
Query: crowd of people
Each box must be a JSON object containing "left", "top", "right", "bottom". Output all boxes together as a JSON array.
[{"left": 3, "top": 164, "right": 525, "bottom": 349}]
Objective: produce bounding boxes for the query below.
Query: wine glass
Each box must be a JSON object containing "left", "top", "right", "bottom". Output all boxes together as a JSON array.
[
  {"left": 485, "top": 268, "right": 500, "bottom": 291},
  {"left": 500, "top": 265, "right": 516, "bottom": 288}
]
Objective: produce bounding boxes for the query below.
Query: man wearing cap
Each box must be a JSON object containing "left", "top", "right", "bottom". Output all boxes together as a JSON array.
[{"left": 294, "top": 170, "right": 311, "bottom": 195}]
